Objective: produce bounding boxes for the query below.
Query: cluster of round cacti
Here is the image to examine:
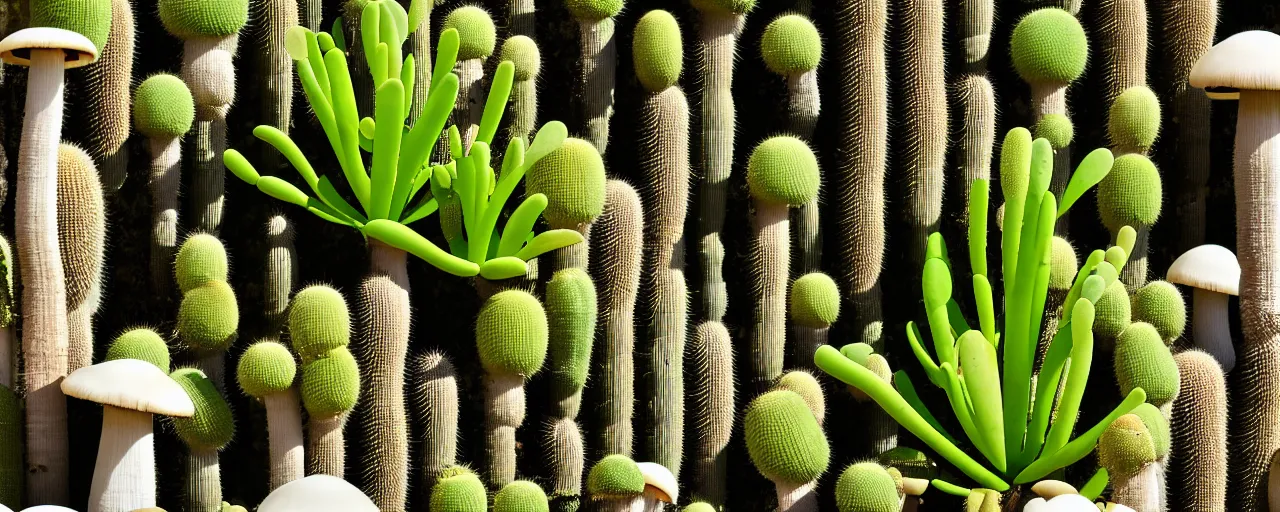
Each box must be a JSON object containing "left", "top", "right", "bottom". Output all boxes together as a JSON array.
[
  {"left": 287, "top": 285, "right": 359, "bottom": 419},
  {"left": 175, "top": 235, "right": 239, "bottom": 360}
]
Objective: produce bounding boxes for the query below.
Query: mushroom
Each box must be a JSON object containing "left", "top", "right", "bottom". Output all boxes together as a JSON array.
[
  {"left": 20, "top": 507, "right": 79, "bottom": 512},
  {"left": 636, "top": 463, "right": 677, "bottom": 512},
  {"left": 1165, "top": 244, "right": 1239, "bottom": 371},
  {"left": 61, "top": 359, "right": 195, "bottom": 512},
  {"left": 257, "top": 475, "right": 377, "bottom": 512}
]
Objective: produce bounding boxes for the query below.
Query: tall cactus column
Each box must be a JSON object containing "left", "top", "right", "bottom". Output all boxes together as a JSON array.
[
  {"left": 442, "top": 6, "right": 495, "bottom": 142},
  {"left": 79, "top": 0, "right": 133, "bottom": 192},
  {"left": 1104, "top": 88, "right": 1163, "bottom": 289},
  {"left": 632, "top": 8, "right": 689, "bottom": 480},
  {"left": 259, "top": 0, "right": 298, "bottom": 173},
  {"left": 897, "top": 0, "right": 947, "bottom": 267},
  {"left": 1157, "top": 0, "right": 1216, "bottom": 254},
  {"left": 953, "top": 0, "right": 994, "bottom": 221},
  {"left": 159, "top": 0, "right": 248, "bottom": 234},
  {"left": 1169, "top": 350, "right": 1227, "bottom": 511},
  {"left": 172, "top": 369, "right": 235, "bottom": 512},
  {"left": 55, "top": 144, "right": 105, "bottom": 373},
  {"left": 134, "top": 74, "right": 195, "bottom": 294},
  {"left": 265, "top": 215, "right": 298, "bottom": 331},
  {"left": 566, "top": 0, "right": 623, "bottom": 155},
  {"left": 174, "top": 234, "right": 240, "bottom": 389},
  {"left": 414, "top": 352, "right": 459, "bottom": 500},
  {"left": 289, "top": 285, "right": 360, "bottom": 479},
  {"left": 477, "top": 290, "right": 549, "bottom": 488},
  {"left": 236, "top": 341, "right": 306, "bottom": 490},
  {"left": 502, "top": 36, "right": 541, "bottom": 144},
  {"left": 591, "top": 181, "right": 643, "bottom": 457},
  {"left": 1096, "top": 0, "right": 1147, "bottom": 107}
]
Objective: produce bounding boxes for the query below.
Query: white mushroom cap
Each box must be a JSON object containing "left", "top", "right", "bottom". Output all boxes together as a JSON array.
[
  {"left": 21, "top": 507, "right": 80, "bottom": 512},
  {"left": 258, "top": 475, "right": 378, "bottom": 512},
  {"left": 1046, "top": 494, "right": 1100, "bottom": 511},
  {"left": 1022, "top": 497, "right": 1048, "bottom": 512},
  {"left": 636, "top": 462, "right": 678, "bottom": 503},
  {"left": 0, "top": 27, "right": 99, "bottom": 68},
  {"left": 0, "top": 503, "right": 11, "bottom": 512},
  {"left": 62, "top": 359, "right": 195, "bottom": 417},
  {"left": 1190, "top": 30, "right": 1280, "bottom": 100},
  {"left": 1166, "top": 244, "right": 1240, "bottom": 296}
]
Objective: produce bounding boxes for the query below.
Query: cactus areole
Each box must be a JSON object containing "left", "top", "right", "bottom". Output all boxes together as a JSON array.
[{"left": 816, "top": 131, "right": 1148, "bottom": 492}]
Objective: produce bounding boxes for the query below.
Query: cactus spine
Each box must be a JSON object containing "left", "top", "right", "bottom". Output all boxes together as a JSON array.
[
  {"left": 692, "top": 0, "right": 753, "bottom": 323},
  {"left": 1170, "top": 350, "right": 1226, "bottom": 511},
  {"left": 566, "top": 0, "right": 623, "bottom": 155},
  {"left": 414, "top": 352, "right": 459, "bottom": 499},
  {"left": 1157, "top": 0, "right": 1216, "bottom": 254},
  {"left": 898, "top": 0, "right": 947, "bottom": 267},
  {"left": 591, "top": 181, "right": 643, "bottom": 457},
  {"left": 172, "top": 368, "right": 236, "bottom": 512},
  {"left": 355, "top": 240, "right": 411, "bottom": 507},
  {"left": 502, "top": 36, "right": 541, "bottom": 144},
  {"left": 301, "top": 0, "right": 321, "bottom": 30},
  {"left": 689, "top": 321, "right": 734, "bottom": 506},
  {"left": 476, "top": 290, "right": 549, "bottom": 488},
  {"left": 235, "top": 340, "right": 305, "bottom": 490},
  {"left": 78, "top": 0, "right": 134, "bottom": 192},
  {"left": 265, "top": 215, "right": 297, "bottom": 331},
  {"left": 56, "top": 143, "right": 104, "bottom": 372},
  {"left": 954, "top": 0, "right": 994, "bottom": 221},
  {"left": 259, "top": 0, "right": 298, "bottom": 173},
  {"left": 406, "top": 0, "right": 433, "bottom": 122},
  {"left": 289, "top": 285, "right": 360, "bottom": 478},
  {"left": 633, "top": 8, "right": 688, "bottom": 480},
  {"left": 134, "top": 73, "right": 195, "bottom": 294},
  {"left": 832, "top": 0, "right": 887, "bottom": 348},
  {"left": 550, "top": 417, "right": 586, "bottom": 512}
]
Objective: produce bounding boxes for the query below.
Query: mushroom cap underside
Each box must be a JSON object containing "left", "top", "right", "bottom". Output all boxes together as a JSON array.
[
  {"left": 0, "top": 27, "right": 98, "bottom": 68},
  {"left": 62, "top": 358, "right": 195, "bottom": 417},
  {"left": 1190, "top": 30, "right": 1280, "bottom": 99}
]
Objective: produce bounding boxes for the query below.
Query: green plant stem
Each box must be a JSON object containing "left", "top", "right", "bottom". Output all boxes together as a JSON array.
[
  {"left": 690, "top": 321, "right": 734, "bottom": 505},
  {"left": 356, "top": 240, "right": 411, "bottom": 510},
  {"left": 185, "top": 447, "right": 221, "bottom": 512},
  {"left": 307, "top": 413, "right": 346, "bottom": 477},
  {"left": 577, "top": 18, "right": 616, "bottom": 155},
  {"left": 695, "top": 12, "right": 742, "bottom": 323}
]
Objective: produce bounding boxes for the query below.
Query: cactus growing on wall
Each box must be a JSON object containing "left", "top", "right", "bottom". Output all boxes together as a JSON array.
[
  {"left": 288, "top": 285, "right": 360, "bottom": 479},
  {"left": 566, "top": 0, "right": 623, "bottom": 155},
  {"left": 898, "top": 0, "right": 947, "bottom": 269},
  {"left": 172, "top": 367, "right": 236, "bottom": 512},
  {"left": 590, "top": 180, "right": 643, "bottom": 457}
]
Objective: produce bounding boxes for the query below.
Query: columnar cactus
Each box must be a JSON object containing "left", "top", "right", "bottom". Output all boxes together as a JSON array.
[
  {"left": 566, "top": 0, "right": 623, "bottom": 155},
  {"left": 288, "top": 285, "right": 360, "bottom": 478},
  {"left": 236, "top": 340, "right": 305, "bottom": 490},
  {"left": 258, "top": 0, "right": 298, "bottom": 173},
  {"left": 591, "top": 180, "right": 643, "bottom": 457},
  {"left": 265, "top": 215, "right": 298, "bottom": 331},
  {"left": 406, "top": 0, "right": 434, "bottom": 123},
  {"left": 442, "top": 6, "right": 495, "bottom": 140},
  {"left": 414, "top": 352, "right": 459, "bottom": 499},
  {"left": 548, "top": 417, "right": 586, "bottom": 512},
  {"left": 175, "top": 234, "right": 239, "bottom": 389},
  {"left": 744, "top": 389, "right": 830, "bottom": 512},
  {"left": 632, "top": 8, "right": 689, "bottom": 479},
  {"left": 527, "top": 137, "right": 607, "bottom": 270},
  {"left": 476, "top": 289, "right": 549, "bottom": 488},
  {"left": 747, "top": 136, "right": 820, "bottom": 390},
  {"left": 158, "top": 0, "right": 249, "bottom": 233},
  {"left": 692, "top": 0, "right": 753, "bottom": 323},
  {"left": 760, "top": 14, "right": 822, "bottom": 272},
  {"left": 1169, "top": 350, "right": 1226, "bottom": 511},
  {"left": 56, "top": 143, "right": 104, "bottom": 372},
  {"left": 1096, "top": 0, "right": 1148, "bottom": 106},
  {"left": 688, "top": 321, "right": 733, "bottom": 506},
  {"left": 431, "top": 467, "right": 489, "bottom": 512},
  {"left": 301, "top": 0, "right": 322, "bottom": 30},
  {"left": 171, "top": 368, "right": 236, "bottom": 512},
  {"left": 586, "top": 455, "right": 645, "bottom": 512},
  {"left": 844, "top": 345, "right": 897, "bottom": 453},
  {"left": 1095, "top": 279, "right": 1133, "bottom": 349},
  {"left": 834, "top": 463, "right": 901, "bottom": 512},
  {"left": 496, "top": 480, "right": 550, "bottom": 512},
  {"left": 134, "top": 73, "right": 195, "bottom": 293},
  {"left": 502, "top": 35, "right": 541, "bottom": 144},
  {"left": 543, "top": 267, "right": 596, "bottom": 506},
  {"left": 77, "top": 0, "right": 133, "bottom": 191},
  {"left": 898, "top": 0, "right": 947, "bottom": 266},
  {"left": 789, "top": 272, "right": 839, "bottom": 374},
  {"left": 954, "top": 0, "right": 995, "bottom": 224},
  {"left": 1097, "top": 154, "right": 1162, "bottom": 290}
]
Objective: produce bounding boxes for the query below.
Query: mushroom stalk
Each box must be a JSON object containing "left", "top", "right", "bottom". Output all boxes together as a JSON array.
[
  {"left": 264, "top": 390, "right": 304, "bottom": 490},
  {"left": 148, "top": 136, "right": 181, "bottom": 294},
  {"left": 1192, "top": 287, "right": 1234, "bottom": 371},
  {"left": 90, "top": 405, "right": 157, "bottom": 512},
  {"left": 774, "top": 481, "right": 817, "bottom": 512},
  {"left": 17, "top": 47, "right": 72, "bottom": 505},
  {"left": 751, "top": 202, "right": 790, "bottom": 392},
  {"left": 182, "top": 35, "right": 239, "bottom": 234},
  {"left": 307, "top": 414, "right": 345, "bottom": 477},
  {"left": 484, "top": 372, "right": 524, "bottom": 488},
  {"left": 185, "top": 447, "right": 222, "bottom": 512}
]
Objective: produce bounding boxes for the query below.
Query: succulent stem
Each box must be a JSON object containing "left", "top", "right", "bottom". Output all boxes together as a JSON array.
[
  {"left": 355, "top": 240, "right": 411, "bottom": 509},
  {"left": 577, "top": 18, "right": 616, "bottom": 155},
  {"left": 455, "top": 58, "right": 485, "bottom": 144},
  {"left": 1096, "top": 0, "right": 1148, "bottom": 106},
  {"left": 695, "top": 13, "right": 742, "bottom": 323},
  {"left": 260, "top": 0, "right": 298, "bottom": 173},
  {"left": 788, "top": 70, "right": 821, "bottom": 274},
  {"left": 260, "top": 390, "right": 303, "bottom": 490},
  {"left": 307, "top": 413, "right": 346, "bottom": 477},
  {"left": 955, "top": 74, "right": 995, "bottom": 226},
  {"left": 57, "top": 144, "right": 105, "bottom": 373},
  {"left": 183, "top": 35, "right": 239, "bottom": 234},
  {"left": 1029, "top": 83, "right": 1072, "bottom": 233},
  {"left": 689, "top": 321, "right": 734, "bottom": 506},
  {"left": 149, "top": 137, "right": 182, "bottom": 294},
  {"left": 1111, "top": 462, "right": 1163, "bottom": 512},
  {"left": 591, "top": 181, "right": 642, "bottom": 457},
  {"left": 406, "top": 0, "right": 432, "bottom": 123},
  {"left": 550, "top": 417, "right": 585, "bottom": 512},
  {"left": 1158, "top": 0, "right": 1216, "bottom": 254}
]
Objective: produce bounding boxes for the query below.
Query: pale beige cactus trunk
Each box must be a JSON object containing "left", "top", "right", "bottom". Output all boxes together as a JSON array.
[
  {"left": 1097, "top": 0, "right": 1148, "bottom": 107},
  {"left": 307, "top": 413, "right": 346, "bottom": 477},
  {"left": 264, "top": 389, "right": 305, "bottom": 490},
  {"left": 689, "top": 321, "right": 734, "bottom": 506},
  {"left": 751, "top": 203, "right": 791, "bottom": 392},
  {"left": 510, "top": 0, "right": 534, "bottom": 37},
  {"left": 415, "top": 352, "right": 458, "bottom": 499},
  {"left": 356, "top": 240, "right": 411, "bottom": 509},
  {"left": 149, "top": 136, "right": 182, "bottom": 294},
  {"left": 454, "top": 58, "right": 485, "bottom": 148},
  {"left": 508, "top": 77, "right": 538, "bottom": 144},
  {"left": 301, "top": 0, "right": 322, "bottom": 31},
  {"left": 593, "top": 181, "right": 642, "bottom": 457},
  {"left": 185, "top": 447, "right": 222, "bottom": 512},
  {"left": 578, "top": 17, "right": 617, "bottom": 155},
  {"left": 183, "top": 35, "right": 239, "bottom": 235},
  {"left": 1111, "top": 463, "right": 1163, "bottom": 512},
  {"left": 265, "top": 215, "right": 297, "bottom": 331},
  {"left": 83, "top": 0, "right": 134, "bottom": 192},
  {"left": 1030, "top": 84, "right": 1072, "bottom": 234},
  {"left": 791, "top": 325, "right": 827, "bottom": 373},
  {"left": 1170, "top": 350, "right": 1227, "bottom": 511},
  {"left": 900, "top": 0, "right": 947, "bottom": 268},
  {"left": 788, "top": 71, "right": 821, "bottom": 274},
  {"left": 484, "top": 372, "right": 524, "bottom": 488},
  {"left": 775, "top": 481, "right": 817, "bottom": 512},
  {"left": 549, "top": 417, "right": 585, "bottom": 512},
  {"left": 695, "top": 13, "right": 743, "bottom": 323},
  {"left": 58, "top": 144, "right": 105, "bottom": 374},
  {"left": 954, "top": 75, "right": 995, "bottom": 229},
  {"left": 1158, "top": 0, "right": 1216, "bottom": 255},
  {"left": 261, "top": 0, "right": 298, "bottom": 173}
]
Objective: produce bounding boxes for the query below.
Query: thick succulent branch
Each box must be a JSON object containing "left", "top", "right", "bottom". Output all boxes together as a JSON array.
[
  {"left": 508, "top": 76, "right": 537, "bottom": 144},
  {"left": 355, "top": 240, "right": 411, "bottom": 509},
  {"left": 689, "top": 321, "right": 734, "bottom": 506},
  {"left": 958, "top": 0, "right": 991, "bottom": 72},
  {"left": 751, "top": 204, "right": 790, "bottom": 391},
  {"left": 183, "top": 35, "right": 239, "bottom": 234},
  {"left": 510, "top": 0, "right": 534, "bottom": 37},
  {"left": 1030, "top": 83, "right": 1072, "bottom": 233},
  {"left": 149, "top": 137, "right": 182, "bottom": 294},
  {"left": 1096, "top": 0, "right": 1148, "bottom": 106},
  {"left": 549, "top": 417, "right": 585, "bottom": 512},
  {"left": 1111, "top": 463, "right": 1163, "bottom": 512},
  {"left": 954, "top": 75, "right": 995, "bottom": 227},
  {"left": 577, "top": 18, "right": 616, "bottom": 155},
  {"left": 775, "top": 481, "right": 817, "bottom": 512},
  {"left": 301, "top": 0, "right": 321, "bottom": 30},
  {"left": 789, "top": 71, "right": 821, "bottom": 274},
  {"left": 695, "top": 13, "right": 742, "bottom": 323},
  {"left": 898, "top": 0, "right": 948, "bottom": 268},
  {"left": 260, "top": 0, "right": 298, "bottom": 173},
  {"left": 57, "top": 144, "right": 105, "bottom": 373},
  {"left": 454, "top": 58, "right": 485, "bottom": 143}
]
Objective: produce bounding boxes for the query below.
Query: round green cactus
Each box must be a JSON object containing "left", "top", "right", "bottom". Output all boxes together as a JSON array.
[
  {"left": 744, "top": 390, "right": 829, "bottom": 484},
  {"left": 689, "top": 0, "right": 754, "bottom": 16},
  {"left": 1130, "top": 402, "right": 1170, "bottom": 459},
  {"left": 104, "top": 328, "right": 171, "bottom": 371},
  {"left": 834, "top": 463, "right": 900, "bottom": 512},
  {"left": 174, "top": 233, "right": 228, "bottom": 293},
  {"left": 134, "top": 74, "right": 195, "bottom": 140},
  {"left": 760, "top": 15, "right": 822, "bottom": 77},
  {"left": 632, "top": 10, "right": 683, "bottom": 92},
  {"left": 501, "top": 35, "right": 541, "bottom": 82},
  {"left": 1049, "top": 237, "right": 1078, "bottom": 291},
  {"left": 1009, "top": 8, "right": 1088, "bottom": 84},
  {"left": 1131, "top": 280, "right": 1186, "bottom": 343},
  {"left": 476, "top": 290, "right": 549, "bottom": 378},
  {"left": 747, "top": 136, "right": 821, "bottom": 207},
  {"left": 171, "top": 368, "right": 236, "bottom": 451},
  {"left": 587, "top": 454, "right": 645, "bottom": 499},
  {"left": 564, "top": 0, "right": 623, "bottom": 20},
  {"left": 158, "top": 0, "right": 250, "bottom": 39},
  {"left": 525, "top": 138, "right": 607, "bottom": 228},
  {"left": 1094, "top": 280, "right": 1132, "bottom": 340},
  {"left": 1108, "top": 86, "right": 1162, "bottom": 153},
  {"left": 1034, "top": 113, "right": 1074, "bottom": 150},
  {"left": 442, "top": 6, "right": 495, "bottom": 61},
  {"left": 299, "top": 348, "right": 360, "bottom": 416},
  {"left": 545, "top": 267, "right": 597, "bottom": 395},
  {"left": 1097, "top": 414, "right": 1156, "bottom": 476},
  {"left": 430, "top": 468, "right": 488, "bottom": 512},
  {"left": 1097, "top": 154, "right": 1162, "bottom": 231},
  {"left": 236, "top": 341, "right": 297, "bottom": 398},
  {"left": 1114, "top": 322, "right": 1180, "bottom": 406},
  {"left": 790, "top": 272, "right": 840, "bottom": 328},
  {"left": 774, "top": 371, "right": 824, "bottom": 422},
  {"left": 494, "top": 480, "right": 549, "bottom": 512},
  {"left": 30, "top": 0, "right": 112, "bottom": 53},
  {"left": 287, "top": 285, "right": 351, "bottom": 361},
  {"left": 177, "top": 281, "right": 239, "bottom": 355}
]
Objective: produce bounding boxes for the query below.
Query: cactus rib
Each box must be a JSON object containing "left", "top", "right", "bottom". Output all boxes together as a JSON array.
[
  {"left": 590, "top": 181, "right": 643, "bottom": 457},
  {"left": 689, "top": 321, "right": 734, "bottom": 505}
]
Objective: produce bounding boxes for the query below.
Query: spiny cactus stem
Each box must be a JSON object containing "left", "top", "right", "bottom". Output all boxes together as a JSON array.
[
  {"left": 775, "top": 481, "right": 817, "bottom": 512},
  {"left": 149, "top": 137, "right": 182, "bottom": 294},
  {"left": 577, "top": 17, "right": 617, "bottom": 156},
  {"left": 1030, "top": 83, "right": 1067, "bottom": 121},
  {"left": 689, "top": 321, "right": 734, "bottom": 506},
  {"left": 263, "top": 0, "right": 299, "bottom": 173},
  {"left": 87, "top": 0, "right": 135, "bottom": 192},
  {"left": 307, "top": 413, "right": 346, "bottom": 477},
  {"left": 1097, "top": 0, "right": 1148, "bottom": 106},
  {"left": 791, "top": 326, "right": 827, "bottom": 373},
  {"left": 484, "top": 372, "right": 525, "bottom": 489},
  {"left": 1171, "top": 351, "right": 1227, "bottom": 510},
  {"left": 455, "top": 58, "right": 486, "bottom": 143},
  {"left": 794, "top": 0, "right": 813, "bottom": 14},
  {"left": 869, "top": 405, "right": 898, "bottom": 454},
  {"left": 556, "top": 225, "right": 592, "bottom": 271},
  {"left": 301, "top": 0, "right": 322, "bottom": 31},
  {"left": 263, "top": 389, "right": 305, "bottom": 490},
  {"left": 958, "top": 0, "right": 992, "bottom": 73},
  {"left": 785, "top": 72, "right": 819, "bottom": 142},
  {"left": 956, "top": 74, "right": 995, "bottom": 221},
  {"left": 67, "top": 294, "right": 99, "bottom": 373},
  {"left": 595, "top": 181, "right": 642, "bottom": 458},
  {"left": 510, "top": 0, "right": 534, "bottom": 38},
  {"left": 266, "top": 216, "right": 298, "bottom": 330},
  {"left": 696, "top": 13, "right": 743, "bottom": 323},
  {"left": 509, "top": 77, "right": 538, "bottom": 145},
  {"left": 1111, "top": 462, "right": 1163, "bottom": 511},
  {"left": 550, "top": 417, "right": 585, "bottom": 512},
  {"left": 407, "top": 1, "right": 433, "bottom": 123},
  {"left": 900, "top": 0, "right": 947, "bottom": 267},
  {"left": 1172, "top": 86, "right": 1213, "bottom": 251},
  {"left": 416, "top": 353, "right": 458, "bottom": 500},
  {"left": 600, "top": 497, "right": 644, "bottom": 512},
  {"left": 1120, "top": 229, "right": 1151, "bottom": 290},
  {"left": 199, "top": 354, "right": 227, "bottom": 395},
  {"left": 185, "top": 447, "right": 222, "bottom": 512},
  {"left": 183, "top": 35, "right": 240, "bottom": 234},
  {"left": 358, "top": 240, "right": 411, "bottom": 509},
  {"left": 751, "top": 203, "right": 791, "bottom": 391}
]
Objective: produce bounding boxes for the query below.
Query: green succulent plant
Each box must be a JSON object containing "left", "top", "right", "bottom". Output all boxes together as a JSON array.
[
  {"left": 431, "top": 467, "right": 488, "bottom": 512},
  {"left": 834, "top": 463, "right": 900, "bottom": 512},
  {"left": 495, "top": 480, "right": 549, "bottom": 512},
  {"left": 171, "top": 368, "right": 235, "bottom": 512},
  {"left": 104, "top": 328, "right": 171, "bottom": 371}
]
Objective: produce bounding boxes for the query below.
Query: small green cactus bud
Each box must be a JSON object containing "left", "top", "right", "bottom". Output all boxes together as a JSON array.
[
  {"left": 760, "top": 15, "right": 822, "bottom": 76},
  {"left": 1010, "top": 8, "right": 1088, "bottom": 84},
  {"left": 494, "top": 480, "right": 549, "bottom": 512},
  {"left": 790, "top": 272, "right": 840, "bottom": 328},
  {"left": 1098, "top": 414, "right": 1156, "bottom": 476},
  {"left": 171, "top": 368, "right": 236, "bottom": 451},
  {"left": 287, "top": 285, "right": 351, "bottom": 360},
  {"left": 501, "top": 35, "right": 541, "bottom": 82},
  {"left": 174, "top": 234, "right": 228, "bottom": 293},
  {"left": 632, "top": 10, "right": 683, "bottom": 92},
  {"left": 1034, "top": 114, "right": 1074, "bottom": 150},
  {"left": 299, "top": 348, "right": 360, "bottom": 416},
  {"left": 526, "top": 138, "right": 607, "bottom": 228},
  {"left": 1108, "top": 86, "right": 1161, "bottom": 153},
  {"left": 104, "top": 328, "right": 171, "bottom": 371},
  {"left": 744, "top": 390, "right": 829, "bottom": 485},
  {"left": 774, "top": 371, "right": 825, "bottom": 423},
  {"left": 834, "top": 463, "right": 900, "bottom": 512},
  {"left": 747, "top": 136, "right": 821, "bottom": 207},
  {"left": 1129, "top": 402, "right": 1170, "bottom": 459},
  {"left": 158, "top": 0, "right": 249, "bottom": 39},
  {"left": 30, "top": 0, "right": 112, "bottom": 53},
  {"left": 1114, "top": 322, "right": 1180, "bottom": 406},
  {"left": 689, "top": 0, "right": 754, "bottom": 16},
  {"left": 1098, "top": 154, "right": 1162, "bottom": 231},
  {"left": 442, "top": 6, "right": 495, "bottom": 61},
  {"left": 1131, "top": 280, "right": 1186, "bottom": 343},
  {"left": 587, "top": 455, "right": 645, "bottom": 499},
  {"left": 684, "top": 503, "right": 716, "bottom": 512},
  {"left": 564, "top": 0, "right": 623, "bottom": 20},
  {"left": 1094, "top": 280, "right": 1132, "bottom": 340},
  {"left": 1049, "top": 237, "right": 1078, "bottom": 291},
  {"left": 430, "top": 468, "right": 488, "bottom": 512},
  {"left": 476, "top": 290, "right": 549, "bottom": 378},
  {"left": 134, "top": 74, "right": 195, "bottom": 139},
  {"left": 236, "top": 341, "right": 297, "bottom": 398},
  {"left": 177, "top": 281, "right": 239, "bottom": 355}
]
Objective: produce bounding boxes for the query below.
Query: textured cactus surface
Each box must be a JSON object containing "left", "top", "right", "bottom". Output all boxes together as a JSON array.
[
  {"left": 55, "top": 143, "right": 104, "bottom": 372},
  {"left": 431, "top": 468, "right": 488, "bottom": 512},
  {"left": 495, "top": 480, "right": 549, "bottom": 512},
  {"left": 744, "top": 390, "right": 829, "bottom": 485},
  {"left": 834, "top": 463, "right": 899, "bottom": 512},
  {"left": 78, "top": 0, "right": 133, "bottom": 191},
  {"left": 476, "top": 290, "right": 549, "bottom": 377},
  {"left": 590, "top": 180, "right": 643, "bottom": 457},
  {"left": 104, "top": 328, "right": 171, "bottom": 371},
  {"left": 1131, "top": 280, "right": 1186, "bottom": 343},
  {"left": 414, "top": 352, "right": 459, "bottom": 500},
  {"left": 1170, "top": 350, "right": 1226, "bottom": 511},
  {"left": 1114, "top": 322, "right": 1180, "bottom": 407}
]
